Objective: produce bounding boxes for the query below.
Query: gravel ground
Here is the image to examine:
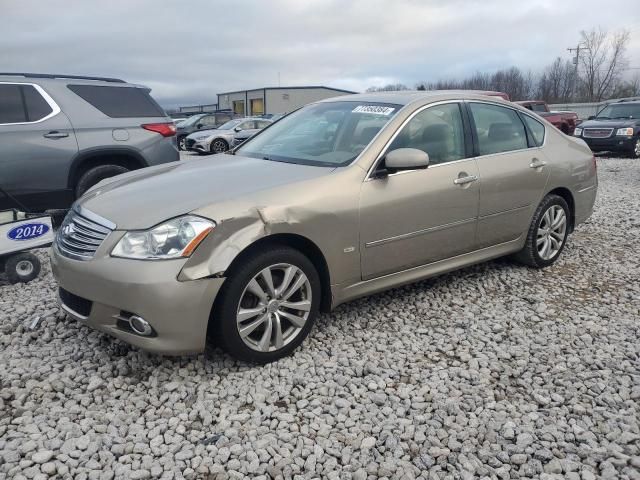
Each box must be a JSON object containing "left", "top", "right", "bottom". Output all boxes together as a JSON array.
[{"left": 1, "top": 156, "right": 639, "bottom": 480}]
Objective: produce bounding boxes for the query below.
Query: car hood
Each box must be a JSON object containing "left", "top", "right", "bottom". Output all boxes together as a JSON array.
[
  {"left": 77, "top": 155, "right": 334, "bottom": 230},
  {"left": 580, "top": 118, "right": 640, "bottom": 128}
]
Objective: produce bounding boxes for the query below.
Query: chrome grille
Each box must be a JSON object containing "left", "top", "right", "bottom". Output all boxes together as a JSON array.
[
  {"left": 56, "top": 207, "right": 114, "bottom": 260},
  {"left": 583, "top": 128, "right": 614, "bottom": 138}
]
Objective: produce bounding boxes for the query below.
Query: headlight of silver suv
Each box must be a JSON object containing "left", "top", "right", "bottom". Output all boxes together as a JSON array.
[
  {"left": 573, "top": 127, "right": 582, "bottom": 137},
  {"left": 111, "top": 215, "right": 215, "bottom": 260}
]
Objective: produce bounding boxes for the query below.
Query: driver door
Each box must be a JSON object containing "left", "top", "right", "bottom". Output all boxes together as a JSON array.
[{"left": 359, "top": 102, "right": 480, "bottom": 280}]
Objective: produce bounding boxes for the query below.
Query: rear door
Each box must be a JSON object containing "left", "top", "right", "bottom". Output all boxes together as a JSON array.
[
  {"left": 0, "top": 82, "right": 78, "bottom": 210},
  {"left": 467, "top": 102, "right": 550, "bottom": 248}
]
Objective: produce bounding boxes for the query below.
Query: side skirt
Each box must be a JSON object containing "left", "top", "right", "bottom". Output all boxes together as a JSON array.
[{"left": 331, "top": 237, "right": 523, "bottom": 308}]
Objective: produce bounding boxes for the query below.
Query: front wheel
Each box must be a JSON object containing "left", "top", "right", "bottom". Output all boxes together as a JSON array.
[
  {"left": 515, "top": 194, "right": 569, "bottom": 268},
  {"left": 178, "top": 136, "right": 187, "bottom": 151},
  {"left": 210, "top": 138, "right": 228, "bottom": 154},
  {"left": 632, "top": 139, "right": 640, "bottom": 158},
  {"left": 212, "top": 246, "right": 321, "bottom": 363}
]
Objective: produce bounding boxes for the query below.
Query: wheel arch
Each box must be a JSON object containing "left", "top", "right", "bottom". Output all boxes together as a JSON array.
[
  {"left": 68, "top": 147, "right": 147, "bottom": 190},
  {"left": 221, "top": 233, "right": 332, "bottom": 313},
  {"left": 546, "top": 187, "right": 575, "bottom": 232}
]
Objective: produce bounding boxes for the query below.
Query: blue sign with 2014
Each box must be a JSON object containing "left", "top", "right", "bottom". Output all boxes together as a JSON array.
[{"left": 7, "top": 223, "right": 50, "bottom": 241}]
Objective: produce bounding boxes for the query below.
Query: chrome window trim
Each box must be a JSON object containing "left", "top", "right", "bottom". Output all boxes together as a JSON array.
[
  {"left": 364, "top": 100, "right": 468, "bottom": 182},
  {"left": 0, "top": 81, "right": 61, "bottom": 125},
  {"left": 465, "top": 99, "right": 548, "bottom": 150}
]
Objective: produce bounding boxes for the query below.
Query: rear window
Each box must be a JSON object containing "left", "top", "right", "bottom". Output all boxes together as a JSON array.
[
  {"left": 0, "top": 84, "right": 27, "bottom": 123},
  {"left": 68, "top": 85, "right": 165, "bottom": 118},
  {"left": 23, "top": 85, "right": 53, "bottom": 121}
]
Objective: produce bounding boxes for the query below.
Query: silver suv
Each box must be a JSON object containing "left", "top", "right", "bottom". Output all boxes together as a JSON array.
[{"left": 0, "top": 73, "right": 179, "bottom": 211}]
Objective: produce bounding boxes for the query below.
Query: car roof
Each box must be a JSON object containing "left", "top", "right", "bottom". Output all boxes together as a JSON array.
[
  {"left": 0, "top": 72, "right": 143, "bottom": 88},
  {"left": 317, "top": 90, "right": 513, "bottom": 107}
]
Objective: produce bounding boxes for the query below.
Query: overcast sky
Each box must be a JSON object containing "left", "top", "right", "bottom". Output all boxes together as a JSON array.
[{"left": 2, "top": 0, "right": 639, "bottom": 108}]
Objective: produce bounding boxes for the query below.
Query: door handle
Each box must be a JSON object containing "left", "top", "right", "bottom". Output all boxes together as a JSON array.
[
  {"left": 529, "top": 158, "right": 547, "bottom": 169},
  {"left": 453, "top": 175, "right": 478, "bottom": 185},
  {"left": 43, "top": 131, "right": 69, "bottom": 139}
]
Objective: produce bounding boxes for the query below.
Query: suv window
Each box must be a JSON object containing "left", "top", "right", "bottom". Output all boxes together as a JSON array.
[
  {"left": 23, "top": 85, "right": 53, "bottom": 121},
  {"left": 470, "top": 103, "right": 528, "bottom": 155},
  {"left": 200, "top": 115, "right": 217, "bottom": 126},
  {"left": 388, "top": 103, "right": 466, "bottom": 165},
  {"left": 521, "top": 114, "right": 545, "bottom": 147},
  {"left": 67, "top": 85, "right": 165, "bottom": 118},
  {"left": 0, "top": 84, "right": 27, "bottom": 123}
]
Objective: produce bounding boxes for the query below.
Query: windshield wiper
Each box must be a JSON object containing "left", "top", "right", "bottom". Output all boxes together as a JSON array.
[{"left": 595, "top": 116, "right": 609, "bottom": 119}]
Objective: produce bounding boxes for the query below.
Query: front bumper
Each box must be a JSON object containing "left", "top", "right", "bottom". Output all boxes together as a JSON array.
[
  {"left": 580, "top": 135, "right": 636, "bottom": 153},
  {"left": 50, "top": 243, "right": 225, "bottom": 355},
  {"left": 187, "top": 138, "right": 209, "bottom": 153}
]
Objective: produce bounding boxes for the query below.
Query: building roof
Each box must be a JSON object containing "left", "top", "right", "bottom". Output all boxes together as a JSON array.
[{"left": 217, "top": 85, "right": 357, "bottom": 96}]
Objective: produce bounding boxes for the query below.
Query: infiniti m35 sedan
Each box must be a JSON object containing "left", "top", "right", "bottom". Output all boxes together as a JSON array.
[{"left": 51, "top": 91, "right": 598, "bottom": 363}]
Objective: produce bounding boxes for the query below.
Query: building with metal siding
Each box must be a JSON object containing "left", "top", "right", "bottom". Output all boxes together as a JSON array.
[{"left": 216, "top": 86, "right": 356, "bottom": 116}]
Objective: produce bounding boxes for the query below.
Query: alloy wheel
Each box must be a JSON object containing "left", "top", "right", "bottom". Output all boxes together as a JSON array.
[
  {"left": 236, "top": 263, "right": 312, "bottom": 352},
  {"left": 634, "top": 139, "right": 640, "bottom": 158},
  {"left": 178, "top": 137, "right": 186, "bottom": 150},
  {"left": 536, "top": 205, "right": 567, "bottom": 261},
  {"left": 212, "top": 139, "right": 227, "bottom": 153}
]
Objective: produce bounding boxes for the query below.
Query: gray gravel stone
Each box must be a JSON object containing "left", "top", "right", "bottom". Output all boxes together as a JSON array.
[{"left": 1, "top": 157, "right": 639, "bottom": 479}]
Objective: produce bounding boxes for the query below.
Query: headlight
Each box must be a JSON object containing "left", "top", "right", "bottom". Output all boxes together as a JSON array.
[
  {"left": 111, "top": 215, "right": 215, "bottom": 260},
  {"left": 616, "top": 127, "right": 634, "bottom": 136},
  {"left": 573, "top": 128, "right": 583, "bottom": 137}
]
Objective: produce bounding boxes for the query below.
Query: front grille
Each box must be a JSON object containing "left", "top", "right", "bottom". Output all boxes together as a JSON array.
[
  {"left": 186, "top": 138, "right": 197, "bottom": 149},
  {"left": 56, "top": 207, "right": 113, "bottom": 260},
  {"left": 583, "top": 128, "right": 614, "bottom": 138},
  {"left": 59, "top": 288, "right": 92, "bottom": 317}
]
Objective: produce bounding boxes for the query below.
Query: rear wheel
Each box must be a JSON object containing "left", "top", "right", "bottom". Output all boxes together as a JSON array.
[
  {"left": 515, "top": 194, "right": 569, "bottom": 268},
  {"left": 5, "top": 252, "right": 41, "bottom": 284},
  {"left": 212, "top": 246, "right": 320, "bottom": 363},
  {"left": 75, "top": 165, "right": 129, "bottom": 198}
]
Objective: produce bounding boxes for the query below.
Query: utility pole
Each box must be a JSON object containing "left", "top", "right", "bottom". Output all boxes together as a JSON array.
[{"left": 568, "top": 44, "right": 582, "bottom": 101}]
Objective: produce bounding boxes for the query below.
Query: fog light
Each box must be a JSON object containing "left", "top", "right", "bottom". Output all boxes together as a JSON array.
[{"left": 129, "top": 315, "right": 153, "bottom": 336}]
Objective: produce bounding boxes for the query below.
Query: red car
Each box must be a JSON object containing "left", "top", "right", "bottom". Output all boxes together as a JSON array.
[{"left": 516, "top": 101, "right": 578, "bottom": 135}]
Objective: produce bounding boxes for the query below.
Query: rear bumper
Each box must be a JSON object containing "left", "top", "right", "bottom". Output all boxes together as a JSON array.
[
  {"left": 581, "top": 135, "right": 636, "bottom": 153},
  {"left": 50, "top": 245, "right": 225, "bottom": 355}
]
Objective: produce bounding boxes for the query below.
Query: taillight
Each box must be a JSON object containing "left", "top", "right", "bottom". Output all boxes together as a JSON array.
[{"left": 142, "top": 123, "right": 176, "bottom": 137}]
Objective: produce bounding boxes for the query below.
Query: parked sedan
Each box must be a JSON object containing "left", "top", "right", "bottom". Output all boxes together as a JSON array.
[
  {"left": 51, "top": 91, "right": 597, "bottom": 363},
  {"left": 186, "top": 118, "right": 272, "bottom": 154}
]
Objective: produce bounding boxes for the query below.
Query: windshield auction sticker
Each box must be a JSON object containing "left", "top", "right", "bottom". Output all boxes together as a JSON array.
[{"left": 352, "top": 105, "right": 395, "bottom": 115}]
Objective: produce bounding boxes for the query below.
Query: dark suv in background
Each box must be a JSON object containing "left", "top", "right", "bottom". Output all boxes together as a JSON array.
[
  {"left": 0, "top": 73, "right": 178, "bottom": 211},
  {"left": 574, "top": 100, "right": 640, "bottom": 157}
]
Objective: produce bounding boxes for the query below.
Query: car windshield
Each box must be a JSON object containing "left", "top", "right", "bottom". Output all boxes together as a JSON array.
[
  {"left": 596, "top": 104, "right": 640, "bottom": 119},
  {"left": 236, "top": 101, "right": 401, "bottom": 167},
  {"left": 217, "top": 119, "right": 243, "bottom": 130}
]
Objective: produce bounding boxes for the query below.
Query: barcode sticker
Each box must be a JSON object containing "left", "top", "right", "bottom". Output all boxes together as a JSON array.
[{"left": 352, "top": 105, "right": 395, "bottom": 116}]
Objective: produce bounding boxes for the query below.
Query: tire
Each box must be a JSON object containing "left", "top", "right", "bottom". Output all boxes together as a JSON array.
[
  {"left": 178, "top": 136, "right": 187, "bottom": 151},
  {"left": 75, "top": 165, "right": 129, "bottom": 198},
  {"left": 210, "top": 138, "right": 228, "bottom": 154},
  {"left": 515, "top": 194, "right": 570, "bottom": 268},
  {"left": 212, "top": 246, "right": 321, "bottom": 363},
  {"left": 632, "top": 139, "right": 640, "bottom": 158},
  {"left": 5, "top": 252, "right": 41, "bottom": 284}
]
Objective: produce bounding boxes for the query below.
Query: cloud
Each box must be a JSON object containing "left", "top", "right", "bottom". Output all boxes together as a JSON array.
[{"left": 1, "top": 0, "right": 638, "bottom": 107}]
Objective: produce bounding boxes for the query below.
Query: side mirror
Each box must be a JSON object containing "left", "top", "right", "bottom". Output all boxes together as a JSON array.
[
  {"left": 196, "top": 123, "right": 204, "bottom": 129},
  {"left": 587, "top": 115, "right": 595, "bottom": 120},
  {"left": 384, "top": 148, "right": 430, "bottom": 172},
  {"left": 234, "top": 126, "right": 242, "bottom": 132}
]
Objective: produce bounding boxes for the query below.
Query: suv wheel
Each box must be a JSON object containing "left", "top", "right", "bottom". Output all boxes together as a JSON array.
[
  {"left": 633, "top": 139, "right": 640, "bottom": 158},
  {"left": 212, "top": 246, "right": 320, "bottom": 363},
  {"left": 210, "top": 138, "right": 228, "bottom": 154},
  {"left": 75, "top": 165, "right": 129, "bottom": 198},
  {"left": 515, "top": 194, "right": 569, "bottom": 268}
]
